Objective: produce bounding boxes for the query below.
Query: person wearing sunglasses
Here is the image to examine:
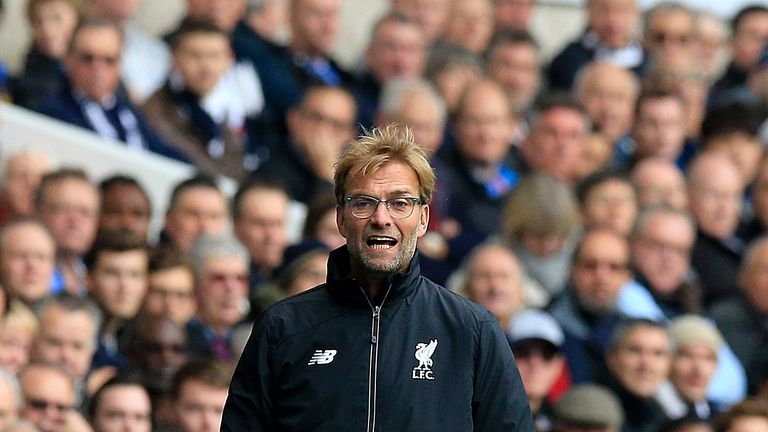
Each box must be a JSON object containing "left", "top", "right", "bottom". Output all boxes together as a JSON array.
[{"left": 223, "top": 125, "right": 533, "bottom": 431}]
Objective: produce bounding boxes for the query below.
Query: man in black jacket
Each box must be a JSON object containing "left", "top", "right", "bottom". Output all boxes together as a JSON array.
[{"left": 222, "top": 125, "right": 534, "bottom": 431}]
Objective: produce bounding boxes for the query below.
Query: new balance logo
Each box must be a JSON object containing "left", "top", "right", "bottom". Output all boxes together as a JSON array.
[{"left": 308, "top": 349, "right": 337, "bottom": 365}]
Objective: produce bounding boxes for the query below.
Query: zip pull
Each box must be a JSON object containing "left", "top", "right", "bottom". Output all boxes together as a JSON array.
[{"left": 371, "top": 306, "right": 380, "bottom": 344}]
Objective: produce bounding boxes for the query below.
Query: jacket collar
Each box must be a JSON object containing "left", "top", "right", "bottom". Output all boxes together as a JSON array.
[{"left": 325, "top": 245, "right": 422, "bottom": 307}]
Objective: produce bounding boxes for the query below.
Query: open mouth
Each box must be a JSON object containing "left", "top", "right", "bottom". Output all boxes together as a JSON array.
[{"left": 367, "top": 236, "right": 398, "bottom": 250}]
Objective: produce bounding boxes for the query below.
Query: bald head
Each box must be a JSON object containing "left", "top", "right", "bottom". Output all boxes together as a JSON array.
[{"left": 687, "top": 152, "right": 743, "bottom": 239}]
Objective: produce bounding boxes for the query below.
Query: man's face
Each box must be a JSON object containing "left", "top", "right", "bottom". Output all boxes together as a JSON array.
[
  {"left": 174, "top": 32, "right": 234, "bottom": 97},
  {"left": 38, "top": 177, "right": 100, "bottom": 258},
  {"left": 144, "top": 266, "right": 197, "bottom": 325},
  {"left": 487, "top": 42, "right": 540, "bottom": 114},
  {"left": 2, "top": 152, "right": 49, "bottom": 218},
  {"left": 740, "top": 243, "right": 768, "bottom": 314},
  {"left": 196, "top": 255, "right": 249, "bottom": 331},
  {"left": 66, "top": 26, "right": 122, "bottom": 102},
  {"left": 0, "top": 222, "right": 55, "bottom": 304},
  {"left": 587, "top": 0, "right": 637, "bottom": 49},
  {"left": 164, "top": 186, "right": 228, "bottom": 253},
  {"left": 234, "top": 188, "right": 289, "bottom": 273},
  {"left": 581, "top": 179, "right": 638, "bottom": 236},
  {"left": 366, "top": 20, "right": 425, "bottom": 84},
  {"left": 732, "top": 11, "right": 768, "bottom": 69},
  {"left": 512, "top": 340, "right": 565, "bottom": 401},
  {"left": 337, "top": 161, "right": 429, "bottom": 276},
  {"left": 89, "top": 250, "right": 149, "bottom": 320},
  {"left": 464, "top": 245, "right": 523, "bottom": 326},
  {"left": 578, "top": 65, "right": 637, "bottom": 143},
  {"left": 632, "top": 212, "right": 694, "bottom": 295},
  {"left": 390, "top": 0, "right": 450, "bottom": 43},
  {"left": 671, "top": 344, "right": 718, "bottom": 403},
  {"left": 0, "top": 380, "right": 19, "bottom": 430},
  {"left": 175, "top": 380, "right": 228, "bottom": 432},
  {"left": 34, "top": 306, "right": 96, "bottom": 380},
  {"left": 135, "top": 321, "right": 188, "bottom": 379},
  {"left": 523, "top": 107, "right": 586, "bottom": 182},
  {"left": 571, "top": 231, "right": 630, "bottom": 313},
  {"left": 631, "top": 160, "right": 688, "bottom": 210},
  {"left": 454, "top": 82, "right": 513, "bottom": 166},
  {"left": 20, "top": 367, "right": 75, "bottom": 432},
  {"left": 89, "top": 0, "right": 141, "bottom": 21},
  {"left": 388, "top": 90, "right": 444, "bottom": 157},
  {"left": 30, "top": 0, "right": 79, "bottom": 59},
  {"left": 442, "top": 0, "right": 494, "bottom": 54},
  {"left": 99, "top": 184, "right": 151, "bottom": 241},
  {"left": 608, "top": 325, "right": 671, "bottom": 397},
  {"left": 186, "top": 0, "right": 246, "bottom": 32},
  {"left": 705, "top": 133, "right": 763, "bottom": 188},
  {"left": 91, "top": 385, "right": 152, "bottom": 432},
  {"left": 633, "top": 96, "right": 686, "bottom": 160},
  {"left": 494, "top": 0, "right": 534, "bottom": 31},
  {"left": 687, "top": 160, "right": 742, "bottom": 240},
  {"left": 290, "top": 0, "right": 340, "bottom": 56},
  {"left": 644, "top": 9, "right": 695, "bottom": 58}
]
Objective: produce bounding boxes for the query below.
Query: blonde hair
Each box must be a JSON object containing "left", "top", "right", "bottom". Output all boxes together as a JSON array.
[
  {"left": 333, "top": 124, "right": 436, "bottom": 204},
  {"left": 0, "top": 301, "right": 38, "bottom": 339}
]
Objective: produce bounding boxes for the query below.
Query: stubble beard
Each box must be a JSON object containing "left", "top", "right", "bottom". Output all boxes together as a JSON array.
[{"left": 353, "top": 233, "right": 418, "bottom": 275}]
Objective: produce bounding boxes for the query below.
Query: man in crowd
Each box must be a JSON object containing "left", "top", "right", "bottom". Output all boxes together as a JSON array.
[
  {"left": 0, "top": 218, "right": 56, "bottom": 309},
  {"left": 172, "top": 359, "right": 232, "bottom": 432},
  {"left": 98, "top": 175, "right": 152, "bottom": 242},
  {"left": 19, "top": 362, "right": 87, "bottom": 432},
  {"left": 485, "top": 30, "right": 542, "bottom": 118},
  {"left": 142, "top": 247, "right": 197, "bottom": 326},
  {"left": 161, "top": 175, "right": 229, "bottom": 254}
]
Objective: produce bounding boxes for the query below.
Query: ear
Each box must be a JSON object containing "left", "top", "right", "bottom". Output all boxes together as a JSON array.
[
  {"left": 336, "top": 205, "right": 347, "bottom": 239},
  {"left": 416, "top": 204, "right": 430, "bottom": 237}
]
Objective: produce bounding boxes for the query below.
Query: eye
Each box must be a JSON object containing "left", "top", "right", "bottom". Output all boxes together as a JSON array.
[
  {"left": 390, "top": 198, "right": 410, "bottom": 209},
  {"left": 351, "top": 197, "right": 375, "bottom": 210}
]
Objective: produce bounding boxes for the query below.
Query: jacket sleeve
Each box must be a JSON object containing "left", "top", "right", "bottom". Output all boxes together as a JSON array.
[
  {"left": 221, "top": 314, "right": 276, "bottom": 431},
  {"left": 472, "top": 315, "right": 535, "bottom": 432}
]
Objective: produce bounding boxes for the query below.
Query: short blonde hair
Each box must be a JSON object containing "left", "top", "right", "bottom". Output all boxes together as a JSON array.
[
  {"left": 333, "top": 124, "right": 436, "bottom": 205},
  {"left": 0, "top": 301, "right": 38, "bottom": 339}
]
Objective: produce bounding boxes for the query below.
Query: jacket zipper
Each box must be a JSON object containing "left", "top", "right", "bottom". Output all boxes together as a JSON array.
[{"left": 361, "top": 284, "right": 391, "bottom": 432}]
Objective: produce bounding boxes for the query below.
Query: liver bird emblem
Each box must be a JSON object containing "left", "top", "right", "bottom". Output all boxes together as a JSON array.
[{"left": 414, "top": 339, "right": 438, "bottom": 370}]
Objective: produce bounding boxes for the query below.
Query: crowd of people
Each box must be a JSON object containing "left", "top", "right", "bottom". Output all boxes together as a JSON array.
[{"left": 2, "top": 0, "right": 768, "bottom": 430}]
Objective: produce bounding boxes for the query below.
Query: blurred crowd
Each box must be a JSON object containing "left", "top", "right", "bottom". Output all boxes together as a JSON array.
[{"left": 2, "top": 0, "right": 768, "bottom": 431}]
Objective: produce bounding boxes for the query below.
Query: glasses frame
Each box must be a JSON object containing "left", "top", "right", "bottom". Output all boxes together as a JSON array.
[{"left": 344, "top": 195, "right": 422, "bottom": 219}]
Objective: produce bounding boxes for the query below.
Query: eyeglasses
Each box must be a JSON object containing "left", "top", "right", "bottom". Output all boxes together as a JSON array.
[
  {"left": 344, "top": 195, "right": 422, "bottom": 219},
  {"left": 75, "top": 51, "right": 119, "bottom": 66},
  {"left": 26, "top": 398, "right": 73, "bottom": 413},
  {"left": 577, "top": 258, "right": 628, "bottom": 272},
  {"left": 207, "top": 272, "right": 249, "bottom": 284}
]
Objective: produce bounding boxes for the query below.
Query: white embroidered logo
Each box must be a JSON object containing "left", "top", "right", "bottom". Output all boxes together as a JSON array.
[
  {"left": 412, "top": 339, "right": 438, "bottom": 380},
  {"left": 308, "top": 349, "right": 337, "bottom": 365}
]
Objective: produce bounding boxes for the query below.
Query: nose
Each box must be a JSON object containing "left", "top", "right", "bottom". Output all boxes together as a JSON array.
[{"left": 368, "top": 201, "right": 394, "bottom": 226}]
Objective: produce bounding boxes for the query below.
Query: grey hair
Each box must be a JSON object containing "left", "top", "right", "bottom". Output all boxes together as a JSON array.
[
  {"left": 0, "top": 366, "right": 22, "bottom": 409},
  {"left": 631, "top": 205, "right": 696, "bottom": 240},
  {"left": 188, "top": 234, "right": 250, "bottom": 272},
  {"left": 378, "top": 78, "right": 447, "bottom": 124},
  {"left": 37, "top": 294, "right": 103, "bottom": 346}
]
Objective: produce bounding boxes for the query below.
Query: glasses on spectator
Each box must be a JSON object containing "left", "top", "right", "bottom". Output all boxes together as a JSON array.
[
  {"left": 577, "top": 258, "right": 628, "bottom": 272},
  {"left": 207, "top": 272, "right": 249, "bottom": 284},
  {"left": 344, "top": 195, "right": 422, "bottom": 219},
  {"left": 649, "top": 32, "right": 691, "bottom": 46},
  {"left": 512, "top": 341, "right": 559, "bottom": 361},
  {"left": 75, "top": 51, "right": 119, "bottom": 66},
  {"left": 26, "top": 398, "right": 73, "bottom": 413}
]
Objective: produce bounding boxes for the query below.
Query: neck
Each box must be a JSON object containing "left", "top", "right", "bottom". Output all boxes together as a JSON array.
[
  {"left": 528, "top": 397, "right": 543, "bottom": 414},
  {"left": 353, "top": 270, "right": 387, "bottom": 301}
]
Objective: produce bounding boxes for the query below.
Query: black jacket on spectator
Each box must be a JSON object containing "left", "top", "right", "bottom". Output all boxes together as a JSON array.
[
  {"left": 11, "top": 48, "right": 65, "bottom": 109},
  {"left": 222, "top": 246, "right": 534, "bottom": 431},
  {"left": 690, "top": 230, "right": 743, "bottom": 306}
]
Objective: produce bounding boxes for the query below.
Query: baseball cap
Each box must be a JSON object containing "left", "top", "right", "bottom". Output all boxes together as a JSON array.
[
  {"left": 669, "top": 315, "right": 724, "bottom": 355},
  {"left": 555, "top": 384, "right": 624, "bottom": 428},
  {"left": 507, "top": 309, "right": 564, "bottom": 348}
]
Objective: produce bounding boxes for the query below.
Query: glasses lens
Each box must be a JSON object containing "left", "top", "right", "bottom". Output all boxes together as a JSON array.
[
  {"left": 346, "top": 196, "right": 419, "bottom": 219},
  {"left": 388, "top": 198, "right": 415, "bottom": 218},
  {"left": 348, "top": 196, "right": 376, "bottom": 218}
]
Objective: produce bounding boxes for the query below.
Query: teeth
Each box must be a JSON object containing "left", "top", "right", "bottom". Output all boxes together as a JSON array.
[{"left": 370, "top": 244, "right": 393, "bottom": 249}]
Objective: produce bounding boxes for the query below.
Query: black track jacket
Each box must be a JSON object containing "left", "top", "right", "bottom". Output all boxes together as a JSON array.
[{"left": 221, "top": 246, "right": 534, "bottom": 431}]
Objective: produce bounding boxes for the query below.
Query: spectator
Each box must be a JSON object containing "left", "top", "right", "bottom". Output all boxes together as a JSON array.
[
  {"left": 0, "top": 218, "right": 56, "bottom": 309},
  {"left": 170, "top": 359, "right": 232, "bottom": 432},
  {"left": 553, "top": 384, "right": 624, "bottom": 432},
  {"left": 19, "top": 362, "right": 87, "bottom": 432},
  {"left": 574, "top": 61, "right": 639, "bottom": 148},
  {"left": 508, "top": 309, "right": 566, "bottom": 431},
  {"left": 574, "top": 132, "right": 613, "bottom": 181},
  {"left": 243, "top": 0, "right": 289, "bottom": 44},
  {"left": 710, "top": 236, "right": 768, "bottom": 393},
  {"left": 161, "top": 175, "right": 229, "bottom": 255},
  {"left": 549, "top": 228, "right": 630, "bottom": 384},
  {"left": 630, "top": 158, "right": 688, "bottom": 210},
  {"left": 84, "top": 0, "right": 171, "bottom": 102},
  {"left": 36, "top": 168, "right": 100, "bottom": 295},
  {"left": 11, "top": 0, "right": 79, "bottom": 109},
  {"left": 687, "top": 153, "right": 744, "bottom": 305},
  {"left": 32, "top": 294, "right": 102, "bottom": 402},
  {"left": 0, "top": 302, "right": 38, "bottom": 374},
  {"left": 87, "top": 374, "right": 152, "bottom": 432},
  {"left": 186, "top": 234, "right": 250, "bottom": 362},
  {"left": 576, "top": 170, "right": 638, "bottom": 237},
  {"left": 461, "top": 243, "right": 525, "bottom": 329},
  {"left": 500, "top": 173, "right": 581, "bottom": 301},
  {"left": 142, "top": 247, "right": 197, "bottom": 326},
  {"left": 0, "top": 367, "right": 20, "bottom": 430},
  {"left": 494, "top": 0, "right": 536, "bottom": 33},
  {"left": 695, "top": 12, "right": 728, "bottom": 81},
  {"left": 642, "top": 3, "right": 696, "bottom": 61},
  {"left": 602, "top": 319, "right": 671, "bottom": 432},
  {"left": 0, "top": 151, "right": 50, "bottom": 226},
  {"left": 424, "top": 44, "right": 483, "bottom": 116},
  {"left": 439, "top": 0, "right": 495, "bottom": 55},
  {"left": 301, "top": 194, "right": 345, "bottom": 250},
  {"left": 485, "top": 30, "right": 542, "bottom": 118},
  {"left": 518, "top": 94, "right": 589, "bottom": 185},
  {"left": 390, "top": 0, "right": 450, "bottom": 44},
  {"left": 98, "top": 175, "right": 152, "bottom": 242},
  {"left": 84, "top": 230, "right": 149, "bottom": 369},
  {"left": 547, "top": 0, "right": 645, "bottom": 90},
  {"left": 232, "top": 178, "right": 290, "bottom": 288},
  {"left": 36, "top": 19, "right": 185, "bottom": 161},
  {"left": 355, "top": 13, "right": 427, "bottom": 130},
  {"left": 659, "top": 315, "right": 724, "bottom": 421},
  {"left": 255, "top": 85, "right": 356, "bottom": 204},
  {"left": 714, "top": 399, "right": 768, "bottom": 432},
  {"left": 741, "top": 158, "right": 768, "bottom": 244},
  {"left": 628, "top": 90, "right": 689, "bottom": 168},
  {"left": 143, "top": 21, "right": 262, "bottom": 181},
  {"left": 376, "top": 78, "right": 447, "bottom": 157}
]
